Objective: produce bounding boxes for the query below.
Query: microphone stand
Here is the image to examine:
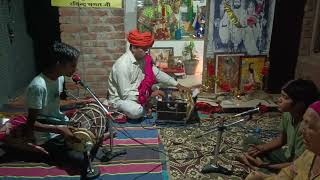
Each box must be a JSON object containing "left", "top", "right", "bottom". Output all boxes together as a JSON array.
[
  {"left": 78, "top": 81, "right": 127, "bottom": 161},
  {"left": 200, "top": 115, "right": 252, "bottom": 175}
]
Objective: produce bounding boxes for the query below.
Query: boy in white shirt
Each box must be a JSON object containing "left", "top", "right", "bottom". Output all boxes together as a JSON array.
[{"left": 25, "top": 42, "right": 89, "bottom": 179}]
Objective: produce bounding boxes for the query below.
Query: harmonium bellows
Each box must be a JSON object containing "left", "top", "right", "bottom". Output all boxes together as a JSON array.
[{"left": 156, "top": 88, "right": 194, "bottom": 125}]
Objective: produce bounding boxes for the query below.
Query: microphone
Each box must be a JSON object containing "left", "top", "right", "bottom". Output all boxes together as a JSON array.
[
  {"left": 233, "top": 107, "right": 260, "bottom": 117},
  {"left": 233, "top": 104, "right": 268, "bottom": 118},
  {"left": 72, "top": 73, "right": 86, "bottom": 87}
]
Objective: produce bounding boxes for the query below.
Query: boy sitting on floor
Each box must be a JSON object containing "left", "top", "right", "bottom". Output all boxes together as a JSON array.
[{"left": 238, "top": 79, "right": 319, "bottom": 174}]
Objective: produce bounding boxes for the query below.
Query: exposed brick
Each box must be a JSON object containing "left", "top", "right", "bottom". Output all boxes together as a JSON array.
[
  {"left": 60, "top": 24, "right": 81, "bottom": 33},
  {"left": 96, "top": 32, "right": 125, "bottom": 39},
  {"left": 59, "top": 7, "right": 125, "bottom": 97},
  {"left": 83, "top": 61, "right": 103, "bottom": 68},
  {"left": 113, "top": 24, "right": 125, "bottom": 31},
  {"left": 85, "top": 75, "right": 108, "bottom": 82},
  {"left": 62, "top": 39, "right": 81, "bottom": 47},
  {"left": 101, "top": 60, "right": 116, "bottom": 67},
  {"left": 81, "top": 47, "right": 124, "bottom": 54},
  {"left": 65, "top": 82, "right": 80, "bottom": 90},
  {"left": 86, "top": 82, "right": 108, "bottom": 87},
  {"left": 111, "top": 9, "right": 124, "bottom": 16},
  {"left": 81, "top": 47, "right": 108, "bottom": 54},
  {"left": 105, "top": 16, "right": 124, "bottom": 24},
  {"left": 96, "top": 54, "right": 113, "bottom": 61},
  {"left": 81, "top": 40, "right": 97, "bottom": 47},
  {"left": 91, "top": 89, "right": 107, "bottom": 97},
  {"left": 111, "top": 53, "right": 125, "bottom": 60},
  {"left": 87, "top": 25, "right": 113, "bottom": 32},
  {"left": 80, "top": 8, "right": 110, "bottom": 16},
  {"left": 96, "top": 40, "right": 126, "bottom": 47},
  {"left": 59, "top": 16, "right": 79, "bottom": 24},
  {"left": 80, "top": 32, "right": 97, "bottom": 40},
  {"left": 105, "top": 47, "right": 126, "bottom": 53},
  {"left": 59, "top": 8, "right": 79, "bottom": 16},
  {"left": 83, "top": 16, "right": 124, "bottom": 24},
  {"left": 82, "top": 54, "right": 97, "bottom": 61},
  {"left": 61, "top": 32, "right": 80, "bottom": 41},
  {"left": 85, "top": 67, "right": 109, "bottom": 75},
  {"left": 80, "top": 16, "right": 89, "bottom": 24}
]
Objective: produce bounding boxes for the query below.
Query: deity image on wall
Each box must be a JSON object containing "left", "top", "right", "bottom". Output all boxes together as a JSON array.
[
  {"left": 149, "top": 47, "right": 174, "bottom": 69},
  {"left": 215, "top": 53, "right": 243, "bottom": 93},
  {"left": 212, "top": 0, "right": 276, "bottom": 55},
  {"left": 239, "top": 56, "right": 266, "bottom": 91}
]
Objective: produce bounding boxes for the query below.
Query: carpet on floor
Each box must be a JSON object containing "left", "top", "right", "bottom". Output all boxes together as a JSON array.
[
  {"left": 0, "top": 109, "right": 167, "bottom": 180},
  {"left": 159, "top": 112, "right": 282, "bottom": 180}
]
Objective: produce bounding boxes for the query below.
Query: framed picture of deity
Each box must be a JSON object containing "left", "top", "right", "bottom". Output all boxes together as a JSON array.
[
  {"left": 149, "top": 47, "right": 174, "bottom": 69},
  {"left": 215, "top": 53, "right": 244, "bottom": 93},
  {"left": 239, "top": 55, "right": 267, "bottom": 92},
  {"left": 212, "top": 0, "right": 276, "bottom": 55}
]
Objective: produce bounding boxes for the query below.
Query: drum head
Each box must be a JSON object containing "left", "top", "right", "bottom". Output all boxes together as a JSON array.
[
  {"left": 68, "top": 103, "right": 107, "bottom": 151},
  {"left": 67, "top": 128, "right": 96, "bottom": 152}
]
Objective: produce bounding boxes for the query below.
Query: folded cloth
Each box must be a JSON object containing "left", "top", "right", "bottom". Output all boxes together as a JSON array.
[{"left": 0, "top": 115, "right": 27, "bottom": 141}]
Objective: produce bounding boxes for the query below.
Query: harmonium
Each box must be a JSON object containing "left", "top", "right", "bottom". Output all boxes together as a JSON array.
[{"left": 156, "top": 88, "right": 195, "bottom": 125}]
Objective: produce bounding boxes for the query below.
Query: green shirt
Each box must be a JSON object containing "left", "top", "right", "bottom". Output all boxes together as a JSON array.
[{"left": 279, "top": 112, "right": 305, "bottom": 161}]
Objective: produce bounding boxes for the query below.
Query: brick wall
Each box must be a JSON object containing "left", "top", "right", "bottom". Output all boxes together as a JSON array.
[
  {"left": 296, "top": 0, "right": 320, "bottom": 87},
  {"left": 59, "top": 8, "right": 126, "bottom": 97}
]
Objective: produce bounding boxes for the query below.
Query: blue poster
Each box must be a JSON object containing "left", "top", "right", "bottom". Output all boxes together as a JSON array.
[{"left": 213, "top": 0, "right": 276, "bottom": 55}]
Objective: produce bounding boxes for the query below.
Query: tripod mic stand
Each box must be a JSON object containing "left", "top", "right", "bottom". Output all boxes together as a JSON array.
[
  {"left": 200, "top": 116, "right": 251, "bottom": 174},
  {"left": 77, "top": 81, "right": 127, "bottom": 161}
]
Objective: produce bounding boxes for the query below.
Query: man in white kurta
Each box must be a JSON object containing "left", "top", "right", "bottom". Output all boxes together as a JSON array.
[{"left": 106, "top": 29, "right": 188, "bottom": 119}]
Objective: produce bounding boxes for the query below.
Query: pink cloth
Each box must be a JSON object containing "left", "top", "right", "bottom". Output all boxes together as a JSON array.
[
  {"left": 0, "top": 115, "right": 27, "bottom": 141},
  {"left": 309, "top": 100, "right": 320, "bottom": 114},
  {"left": 138, "top": 55, "right": 157, "bottom": 106}
]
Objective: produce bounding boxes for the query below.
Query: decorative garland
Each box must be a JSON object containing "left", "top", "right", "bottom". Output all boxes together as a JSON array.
[{"left": 224, "top": 2, "right": 242, "bottom": 28}]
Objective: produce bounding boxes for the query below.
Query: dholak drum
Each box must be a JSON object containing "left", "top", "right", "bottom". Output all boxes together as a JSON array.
[{"left": 67, "top": 103, "right": 107, "bottom": 152}]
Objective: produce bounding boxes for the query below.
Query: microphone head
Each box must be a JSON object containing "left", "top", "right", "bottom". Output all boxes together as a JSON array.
[
  {"left": 72, "top": 73, "right": 81, "bottom": 83},
  {"left": 257, "top": 104, "right": 268, "bottom": 113}
]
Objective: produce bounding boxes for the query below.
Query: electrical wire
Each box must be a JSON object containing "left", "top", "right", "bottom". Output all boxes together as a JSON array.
[{"left": 113, "top": 125, "right": 214, "bottom": 161}]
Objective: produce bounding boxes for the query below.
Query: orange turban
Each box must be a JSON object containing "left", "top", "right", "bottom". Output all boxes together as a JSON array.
[{"left": 127, "top": 29, "right": 154, "bottom": 48}]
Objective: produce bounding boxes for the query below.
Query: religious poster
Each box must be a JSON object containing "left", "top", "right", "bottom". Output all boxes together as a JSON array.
[
  {"left": 137, "top": 0, "right": 207, "bottom": 40},
  {"left": 239, "top": 56, "right": 266, "bottom": 92},
  {"left": 212, "top": 0, "right": 276, "bottom": 55},
  {"left": 215, "top": 53, "right": 243, "bottom": 93},
  {"left": 149, "top": 47, "right": 174, "bottom": 69}
]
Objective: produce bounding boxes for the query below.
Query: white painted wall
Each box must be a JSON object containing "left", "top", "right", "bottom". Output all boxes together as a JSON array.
[{"left": 153, "top": 40, "right": 204, "bottom": 74}]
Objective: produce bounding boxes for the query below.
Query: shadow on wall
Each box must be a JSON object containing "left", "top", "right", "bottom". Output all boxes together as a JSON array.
[{"left": 24, "top": 0, "right": 61, "bottom": 73}]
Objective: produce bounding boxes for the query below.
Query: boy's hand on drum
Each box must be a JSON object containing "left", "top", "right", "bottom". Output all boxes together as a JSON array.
[{"left": 57, "top": 125, "right": 81, "bottom": 143}]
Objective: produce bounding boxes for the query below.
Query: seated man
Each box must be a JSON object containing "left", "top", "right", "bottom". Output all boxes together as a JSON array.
[
  {"left": 105, "top": 29, "right": 189, "bottom": 119},
  {"left": 238, "top": 79, "right": 319, "bottom": 173},
  {"left": 245, "top": 100, "right": 320, "bottom": 180}
]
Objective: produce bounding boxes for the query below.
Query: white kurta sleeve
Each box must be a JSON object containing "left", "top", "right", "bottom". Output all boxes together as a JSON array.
[
  {"left": 113, "top": 65, "right": 138, "bottom": 101},
  {"left": 152, "top": 66, "right": 178, "bottom": 87}
]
